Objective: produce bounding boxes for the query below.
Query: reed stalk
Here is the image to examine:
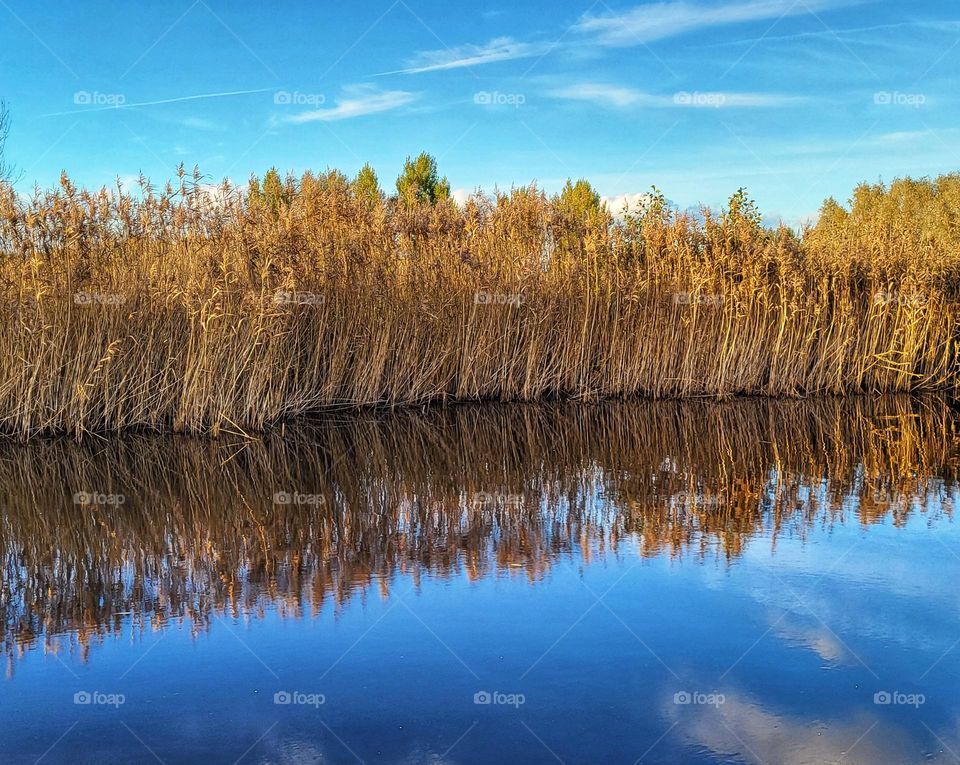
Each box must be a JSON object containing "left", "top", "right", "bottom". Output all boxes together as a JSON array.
[{"left": 1, "top": 168, "right": 958, "bottom": 437}]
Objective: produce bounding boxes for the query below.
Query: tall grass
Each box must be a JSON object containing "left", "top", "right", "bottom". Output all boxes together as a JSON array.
[{"left": 1, "top": 167, "right": 959, "bottom": 436}]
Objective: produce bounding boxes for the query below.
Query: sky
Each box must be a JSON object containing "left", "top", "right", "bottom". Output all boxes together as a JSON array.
[{"left": 0, "top": 0, "right": 958, "bottom": 224}]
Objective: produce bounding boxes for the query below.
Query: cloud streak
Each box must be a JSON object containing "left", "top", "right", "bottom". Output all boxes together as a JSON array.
[
  {"left": 548, "top": 83, "right": 800, "bottom": 108},
  {"left": 703, "top": 19, "right": 960, "bottom": 47},
  {"left": 380, "top": 37, "right": 550, "bottom": 75},
  {"left": 574, "top": 0, "right": 853, "bottom": 47},
  {"left": 287, "top": 87, "right": 417, "bottom": 123}
]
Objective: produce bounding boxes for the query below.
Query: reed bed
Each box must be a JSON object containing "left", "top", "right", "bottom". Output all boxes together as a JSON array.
[
  {"left": 1, "top": 395, "right": 955, "bottom": 667},
  {"left": 1, "top": 167, "right": 960, "bottom": 436}
]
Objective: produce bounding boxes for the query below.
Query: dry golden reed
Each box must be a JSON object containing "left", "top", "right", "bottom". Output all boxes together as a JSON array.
[{"left": 1, "top": 166, "right": 959, "bottom": 437}]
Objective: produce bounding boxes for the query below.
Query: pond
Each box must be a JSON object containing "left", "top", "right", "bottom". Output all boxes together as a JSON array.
[{"left": 1, "top": 397, "right": 959, "bottom": 764}]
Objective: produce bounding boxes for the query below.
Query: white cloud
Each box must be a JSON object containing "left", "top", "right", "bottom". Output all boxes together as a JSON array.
[
  {"left": 602, "top": 192, "right": 657, "bottom": 216},
  {"left": 683, "top": 91, "right": 800, "bottom": 107},
  {"left": 116, "top": 174, "right": 144, "bottom": 191},
  {"left": 179, "top": 116, "right": 221, "bottom": 131},
  {"left": 871, "top": 129, "right": 935, "bottom": 145},
  {"left": 382, "top": 37, "right": 550, "bottom": 75},
  {"left": 574, "top": 0, "right": 852, "bottom": 47},
  {"left": 548, "top": 83, "right": 799, "bottom": 108},
  {"left": 450, "top": 188, "right": 473, "bottom": 206},
  {"left": 287, "top": 87, "right": 417, "bottom": 123},
  {"left": 705, "top": 19, "right": 960, "bottom": 47},
  {"left": 550, "top": 83, "right": 650, "bottom": 107}
]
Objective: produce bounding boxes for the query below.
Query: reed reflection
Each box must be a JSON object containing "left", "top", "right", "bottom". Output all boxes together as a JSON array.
[{"left": 1, "top": 396, "right": 956, "bottom": 670}]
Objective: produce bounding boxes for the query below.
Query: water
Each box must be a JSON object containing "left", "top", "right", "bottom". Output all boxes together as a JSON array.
[{"left": 1, "top": 397, "right": 959, "bottom": 764}]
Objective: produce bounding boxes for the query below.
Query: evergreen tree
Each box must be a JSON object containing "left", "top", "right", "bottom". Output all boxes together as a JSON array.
[
  {"left": 396, "top": 153, "right": 450, "bottom": 205},
  {"left": 556, "top": 179, "right": 601, "bottom": 220},
  {"left": 262, "top": 167, "right": 288, "bottom": 214},
  {"left": 352, "top": 163, "right": 382, "bottom": 206}
]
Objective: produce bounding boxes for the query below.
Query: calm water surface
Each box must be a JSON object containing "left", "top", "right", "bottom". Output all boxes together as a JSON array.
[{"left": 1, "top": 398, "right": 959, "bottom": 764}]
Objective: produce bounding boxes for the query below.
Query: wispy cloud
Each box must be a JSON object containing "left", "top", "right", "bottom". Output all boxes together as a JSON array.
[
  {"left": 179, "top": 116, "right": 222, "bottom": 131},
  {"left": 548, "top": 83, "right": 800, "bottom": 108},
  {"left": 286, "top": 87, "right": 417, "bottom": 123},
  {"left": 380, "top": 36, "right": 550, "bottom": 75},
  {"left": 550, "top": 83, "right": 649, "bottom": 107},
  {"left": 870, "top": 128, "right": 959, "bottom": 146},
  {"left": 574, "top": 0, "right": 853, "bottom": 47},
  {"left": 703, "top": 19, "right": 960, "bottom": 47}
]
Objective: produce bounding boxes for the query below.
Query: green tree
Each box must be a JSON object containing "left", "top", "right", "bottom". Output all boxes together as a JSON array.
[
  {"left": 556, "top": 179, "right": 601, "bottom": 220},
  {"left": 248, "top": 174, "right": 264, "bottom": 205},
  {"left": 248, "top": 168, "right": 292, "bottom": 215},
  {"left": 319, "top": 169, "right": 349, "bottom": 194},
  {"left": 352, "top": 163, "right": 382, "bottom": 206},
  {"left": 724, "top": 187, "right": 763, "bottom": 229},
  {"left": 816, "top": 197, "right": 849, "bottom": 229},
  {"left": 395, "top": 152, "right": 450, "bottom": 205}
]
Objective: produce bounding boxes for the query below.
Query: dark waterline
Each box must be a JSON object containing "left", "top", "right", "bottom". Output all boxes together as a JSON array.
[{"left": 1, "top": 397, "right": 959, "bottom": 764}]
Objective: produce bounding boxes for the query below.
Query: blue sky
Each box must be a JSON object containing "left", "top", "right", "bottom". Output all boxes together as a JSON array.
[{"left": 0, "top": 0, "right": 958, "bottom": 223}]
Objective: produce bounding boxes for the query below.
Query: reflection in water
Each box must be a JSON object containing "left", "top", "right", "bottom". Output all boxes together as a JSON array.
[{"left": 1, "top": 396, "right": 956, "bottom": 669}]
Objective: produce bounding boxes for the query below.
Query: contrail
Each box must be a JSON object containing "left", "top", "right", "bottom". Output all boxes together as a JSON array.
[{"left": 44, "top": 87, "right": 276, "bottom": 117}]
